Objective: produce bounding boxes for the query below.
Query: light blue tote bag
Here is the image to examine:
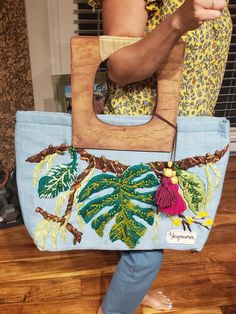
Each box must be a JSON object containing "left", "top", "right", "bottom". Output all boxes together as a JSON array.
[{"left": 15, "top": 36, "right": 230, "bottom": 252}]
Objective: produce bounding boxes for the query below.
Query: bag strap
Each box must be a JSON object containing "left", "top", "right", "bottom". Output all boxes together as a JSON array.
[{"left": 71, "top": 35, "right": 185, "bottom": 152}]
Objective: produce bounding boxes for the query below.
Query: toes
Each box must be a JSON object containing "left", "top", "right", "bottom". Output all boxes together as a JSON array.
[
  {"left": 141, "top": 299, "right": 173, "bottom": 311},
  {"left": 142, "top": 289, "right": 173, "bottom": 311},
  {"left": 163, "top": 302, "right": 173, "bottom": 309},
  {"left": 160, "top": 294, "right": 171, "bottom": 301},
  {"left": 154, "top": 291, "right": 172, "bottom": 303},
  {"left": 157, "top": 303, "right": 173, "bottom": 311},
  {"left": 168, "top": 304, "right": 173, "bottom": 310}
]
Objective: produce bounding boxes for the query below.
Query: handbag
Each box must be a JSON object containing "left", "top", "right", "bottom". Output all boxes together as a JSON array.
[{"left": 15, "top": 36, "right": 230, "bottom": 252}]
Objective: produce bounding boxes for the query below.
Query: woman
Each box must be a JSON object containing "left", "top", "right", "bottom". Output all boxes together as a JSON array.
[{"left": 87, "top": 0, "right": 232, "bottom": 313}]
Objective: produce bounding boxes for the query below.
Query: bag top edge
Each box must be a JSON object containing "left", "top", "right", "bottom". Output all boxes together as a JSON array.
[{"left": 15, "top": 110, "right": 230, "bottom": 133}]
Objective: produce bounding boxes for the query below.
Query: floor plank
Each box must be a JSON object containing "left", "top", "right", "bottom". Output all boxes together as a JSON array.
[
  {"left": 0, "top": 300, "right": 100, "bottom": 314},
  {"left": 142, "top": 306, "right": 223, "bottom": 314},
  {"left": 220, "top": 305, "right": 236, "bottom": 314},
  {"left": 0, "top": 277, "right": 82, "bottom": 304},
  {"left": 205, "top": 262, "right": 236, "bottom": 284},
  {"left": 0, "top": 157, "right": 235, "bottom": 314},
  {"left": 0, "top": 257, "right": 117, "bottom": 282}
]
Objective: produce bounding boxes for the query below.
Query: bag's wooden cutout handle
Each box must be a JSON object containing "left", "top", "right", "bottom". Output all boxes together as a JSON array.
[{"left": 71, "top": 35, "right": 185, "bottom": 152}]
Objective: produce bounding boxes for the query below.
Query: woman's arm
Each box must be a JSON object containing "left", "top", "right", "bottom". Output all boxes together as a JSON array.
[{"left": 102, "top": 0, "right": 226, "bottom": 87}]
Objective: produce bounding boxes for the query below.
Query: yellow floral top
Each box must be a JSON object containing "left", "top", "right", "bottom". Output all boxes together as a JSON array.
[{"left": 88, "top": 0, "right": 233, "bottom": 116}]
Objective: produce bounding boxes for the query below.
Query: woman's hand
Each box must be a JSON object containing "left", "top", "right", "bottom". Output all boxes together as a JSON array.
[{"left": 172, "top": 0, "right": 227, "bottom": 33}]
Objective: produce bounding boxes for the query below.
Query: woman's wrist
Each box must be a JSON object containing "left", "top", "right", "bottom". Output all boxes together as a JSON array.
[{"left": 169, "top": 11, "right": 188, "bottom": 36}]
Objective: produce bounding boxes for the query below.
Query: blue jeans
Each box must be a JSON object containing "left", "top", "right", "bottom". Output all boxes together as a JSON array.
[{"left": 101, "top": 249, "right": 164, "bottom": 314}]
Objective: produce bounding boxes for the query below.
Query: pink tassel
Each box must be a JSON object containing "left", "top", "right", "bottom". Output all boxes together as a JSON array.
[
  {"left": 155, "top": 177, "right": 186, "bottom": 216},
  {"left": 155, "top": 177, "right": 177, "bottom": 208}
]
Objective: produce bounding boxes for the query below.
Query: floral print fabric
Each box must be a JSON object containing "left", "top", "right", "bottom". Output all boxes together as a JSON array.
[{"left": 88, "top": 0, "right": 233, "bottom": 116}]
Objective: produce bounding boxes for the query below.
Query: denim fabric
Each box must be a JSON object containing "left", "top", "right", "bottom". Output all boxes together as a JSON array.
[
  {"left": 15, "top": 111, "right": 230, "bottom": 252},
  {"left": 101, "top": 249, "right": 164, "bottom": 314}
]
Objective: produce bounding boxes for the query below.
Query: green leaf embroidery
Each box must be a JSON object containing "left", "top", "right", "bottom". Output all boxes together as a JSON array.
[
  {"left": 38, "top": 161, "right": 77, "bottom": 198},
  {"left": 77, "top": 164, "right": 159, "bottom": 248},
  {"left": 37, "top": 148, "right": 78, "bottom": 199},
  {"left": 178, "top": 170, "right": 206, "bottom": 214}
]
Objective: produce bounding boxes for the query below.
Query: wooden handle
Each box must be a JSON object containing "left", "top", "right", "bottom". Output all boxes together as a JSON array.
[{"left": 71, "top": 35, "right": 185, "bottom": 152}]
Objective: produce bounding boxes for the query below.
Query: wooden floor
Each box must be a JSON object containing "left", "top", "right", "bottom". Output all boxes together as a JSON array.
[{"left": 0, "top": 157, "right": 235, "bottom": 314}]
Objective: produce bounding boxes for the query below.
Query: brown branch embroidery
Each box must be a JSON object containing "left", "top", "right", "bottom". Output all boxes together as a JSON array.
[
  {"left": 35, "top": 207, "right": 83, "bottom": 245},
  {"left": 26, "top": 144, "right": 229, "bottom": 174},
  {"left": 35, "top": 161, "right": 97, "bottom": 245},
  {"left": 178, "top": 214, "right": 210, "bottom": 232},
  {"left": 28, "top": 144, "right": 228, "bottom": 245}
]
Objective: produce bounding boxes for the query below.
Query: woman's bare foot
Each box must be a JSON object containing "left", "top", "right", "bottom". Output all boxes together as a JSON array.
[
  {"left": 141, "top": 288, "right": 173, "bottom": 311},
  {"left": 96, "top": 289, "right": 172, "bottom": 313}
]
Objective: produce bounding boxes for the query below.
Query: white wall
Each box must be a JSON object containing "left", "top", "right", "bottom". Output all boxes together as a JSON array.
[
  {"left": 24, "top": 0, "right": 76, "bottom": 111},
  {"left": 48, "top": 0, "right": 76, "bottom": 75},
  {"left": 24, "top": 0, "right": 55, "bottom": 111}
]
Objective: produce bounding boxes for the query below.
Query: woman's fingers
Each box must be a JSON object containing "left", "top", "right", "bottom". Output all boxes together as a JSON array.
[
  {"left": 175, "top": 0, "right": 228, "bottom": 32},
  {"left": 196, "top": 0, "right": 227, "bottom": 22},
  {"left": 198, "top": 8, "right": 222, "bottom": 21},
  {"left": 200, "top": 0, "right": 228, "bottom": 21},
  {"left": 200, "top": 0, "right": 227, "bottom": 11}
]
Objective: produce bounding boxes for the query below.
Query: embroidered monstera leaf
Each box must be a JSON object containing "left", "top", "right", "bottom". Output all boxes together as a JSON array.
[
  {"left": 178, "top": 170, "right": 206, "bottom": 214},
  {"left": 38, "top": 148, "right": 78, "bottom": 198},
  {"left": 77, "top": 164, "right": 159, "bottom": 248}
]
